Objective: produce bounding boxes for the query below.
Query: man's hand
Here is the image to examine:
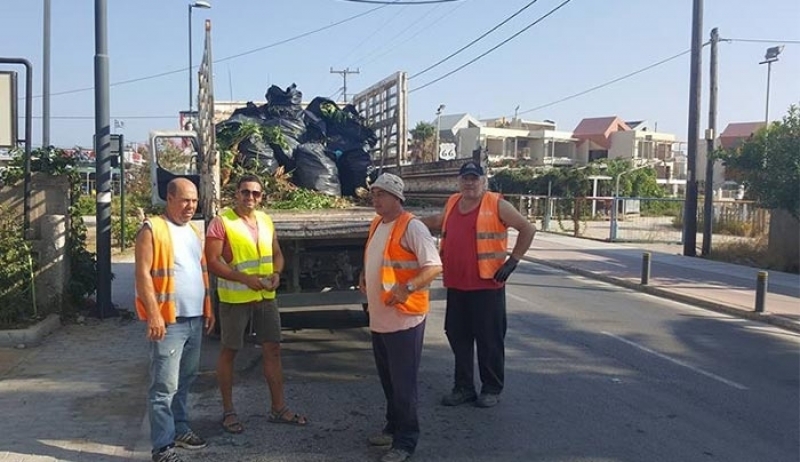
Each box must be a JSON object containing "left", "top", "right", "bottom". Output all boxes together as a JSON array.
[
  {"left": 264, "top": 272, "right": 280, "bottom": 291},
  {"left": 493, "top": 257, "right": 519, "bottom": 282},
  {"left": 204, "top": 315, "right": 216, "bottom": 335},
  {"left": 241, "top": 274, "right": 266, "bottom": 291},
  {"left": 385, "top": 283, "right": 410, "bottom": 306},
  {"left": 147, "top": 317, "right": 166, "bottom": 341},
  {"left": 358, "top": 273, "right": 366, "bottom": 295}
]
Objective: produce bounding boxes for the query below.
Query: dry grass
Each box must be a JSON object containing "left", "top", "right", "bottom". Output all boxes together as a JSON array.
[{"left": 708, "top": 234, "right": 777, "bottom": 270}]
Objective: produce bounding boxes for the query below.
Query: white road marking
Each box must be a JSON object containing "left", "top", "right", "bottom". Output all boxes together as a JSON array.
[{"left": 602, "top": 331, "right": 749, "bottom": 390}]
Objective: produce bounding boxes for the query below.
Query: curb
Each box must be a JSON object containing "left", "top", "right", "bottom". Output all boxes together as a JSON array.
[
  {"left": 522, "top": 256, "right": 800, "bottom": 334},
  {"left": 0, "top": 314, "right": 62, "bottom": 348}
]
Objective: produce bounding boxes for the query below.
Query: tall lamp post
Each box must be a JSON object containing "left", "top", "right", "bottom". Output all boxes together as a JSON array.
[
  {"left": 434, "top": 104, "right": 445, "bottom": 161},
  {"left": 759, "top": 45, "right": 783, "bottom": 125},
  {"left": 188, "top": 1, "right": 211, "bottom": 112}
]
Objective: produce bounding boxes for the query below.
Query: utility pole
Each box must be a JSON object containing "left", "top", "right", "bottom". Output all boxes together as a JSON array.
[
  {"left": 701, "top": 27, "right": 719, "bottom": 257},
  {"left": 42, "top": 0, "right": 51, "bottom": 147},
  {"left": 330, "top": 67, "right": 359, "bottom": 103},
  {"left": 94, "top": 0, "right": 112, "bottom": 317},
  {"left": 683, "top": 0, "right": 703, "bottom": 257}
]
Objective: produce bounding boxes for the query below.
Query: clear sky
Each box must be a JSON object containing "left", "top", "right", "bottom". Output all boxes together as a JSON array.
[{"left": 2, "top": 0, "right": 798, "bottom": 148}]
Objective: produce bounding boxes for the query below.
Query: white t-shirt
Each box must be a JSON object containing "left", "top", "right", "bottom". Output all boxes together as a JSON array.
[
  {"left": 146, "top": 219, "right": 206, "bottom": 318},
  {"left": 365, "top": 217, "right": 442, "bottom": 333}
]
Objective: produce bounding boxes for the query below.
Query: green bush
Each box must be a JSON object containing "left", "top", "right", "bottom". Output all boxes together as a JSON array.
[
  {"left": 74, "top": 195, "right": 96, "bottom": 216},
  {"left": 0, "top": 207, "right": 35, "bottom": 327}
]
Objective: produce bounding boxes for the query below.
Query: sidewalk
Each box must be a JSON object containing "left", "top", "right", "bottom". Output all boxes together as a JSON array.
[{"left": 520, "top": 232, "right": 800, "bottom": 332}]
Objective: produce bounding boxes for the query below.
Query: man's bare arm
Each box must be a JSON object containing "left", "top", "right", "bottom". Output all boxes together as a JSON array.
[
  {"left": 135, "top": 226, "right": 165, "bottom": 340},
  {"left": 498, "top": 199, "right": 536, "bottom": 260}
]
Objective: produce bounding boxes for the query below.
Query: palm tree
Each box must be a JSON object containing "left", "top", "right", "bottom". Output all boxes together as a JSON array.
[{"left": 409, "top": 121, "right": 436, "bottom": 163}]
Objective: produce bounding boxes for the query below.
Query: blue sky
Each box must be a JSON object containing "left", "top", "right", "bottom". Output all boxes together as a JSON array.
[{"left": 2, "top": 0, "right": 798, "bottom": 148}]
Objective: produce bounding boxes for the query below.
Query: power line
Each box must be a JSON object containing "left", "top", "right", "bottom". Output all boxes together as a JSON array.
[
  {"left": 27, "top": 5, "right": 388, "bottom": 100},
  {"left": 339, "top": 0, "right": 463, "bottom": 4},
  {"left": 410, "top": 0, "right": 541, "bottom": 79},
  {"left": 353, "top": 2, "right": 463, "bottom": 67},
  {"left": 516, "top": 48, "right": 692, "bottom": 116},
  {"left": 410, "top": 0, "right": 572, "bottom": 94},
  {"left": 23, "top": 115, "right": 177, "bottom": 120},
  {"left": 723, "top": 38, "right": 800, "bottom": 44}
]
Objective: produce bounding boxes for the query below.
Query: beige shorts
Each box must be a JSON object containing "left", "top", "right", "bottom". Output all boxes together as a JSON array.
[{"left": 219, "top": 299, "right": 281, "bottom": 350}]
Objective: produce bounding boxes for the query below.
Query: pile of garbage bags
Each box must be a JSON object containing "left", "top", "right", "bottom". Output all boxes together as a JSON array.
[{"left": 216, "top": 83, "right": 378, "bottom": 197}]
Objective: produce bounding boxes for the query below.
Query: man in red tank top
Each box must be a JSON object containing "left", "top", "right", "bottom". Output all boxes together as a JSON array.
[{"left": 421, "top": 161, "right": 536, "bottom": 408}]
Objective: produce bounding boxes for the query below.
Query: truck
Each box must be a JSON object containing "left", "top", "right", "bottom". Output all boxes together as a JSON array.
[{"left": 149, "top": 20, "right": 419, "bottom": 324}]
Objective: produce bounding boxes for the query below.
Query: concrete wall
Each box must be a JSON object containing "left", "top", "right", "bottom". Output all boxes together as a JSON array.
[
  {"left": 609, "top": 131, "right": 635, "bottom": 159},
  {"left": 696, "top": 140, "right": 727, "bottom": 187},
  {"left": 0, "top": 173, "right": 71, "bottom": 314},
  {"left": 768, "top": 209, "right": 800, "bottom": 273}
]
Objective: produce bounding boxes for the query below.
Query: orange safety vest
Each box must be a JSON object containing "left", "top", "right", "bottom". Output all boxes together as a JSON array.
[
  {"left": 366, "top": 211, "right": 430, "bottom": 316},
  {"left": 441, "top": 192, "right": 508, "bottom": 279},
  {"left": 135, "top": 216, "right": 212, "bottom": 323}
]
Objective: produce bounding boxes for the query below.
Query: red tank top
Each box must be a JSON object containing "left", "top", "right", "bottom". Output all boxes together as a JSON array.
[{"left": 442, "top": 201, "right": 503, "bottom": 290}]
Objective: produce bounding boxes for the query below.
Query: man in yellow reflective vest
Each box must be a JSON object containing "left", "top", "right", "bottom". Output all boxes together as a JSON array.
[
  {"left": 205, "top": 174, "right": 307, "bottom": 434},
  {"left": 135, "top": 178, "right": 215, "bottom": 462},
  {"left": 360, "top": 173, "right": 442, "bottom": 462},
  {"left": 422, "top": 161, "right": 536, "bottom": 409}
]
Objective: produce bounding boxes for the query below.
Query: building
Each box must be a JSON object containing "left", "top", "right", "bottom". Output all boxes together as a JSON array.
[
  {"left": 696, "top": 121, "right": 766, "bottom": 199},
  {"left": 573, "top": 116, "right": 686, "bottom": 195},
  {"left": 438, "top": 114, "right": 577, "bottom": 165}
]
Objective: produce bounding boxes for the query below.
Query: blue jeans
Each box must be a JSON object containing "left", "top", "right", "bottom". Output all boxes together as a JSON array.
[{"left": 148, "top": 316, "right": 203, "bottom": 453}]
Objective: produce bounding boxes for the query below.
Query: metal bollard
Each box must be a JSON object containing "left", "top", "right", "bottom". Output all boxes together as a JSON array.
[
  {"left": 755, "top": 271, "right": 768, "bottom": 313},
  {"left": 641, "top": 252, "right": 651, "bottom": 285}
]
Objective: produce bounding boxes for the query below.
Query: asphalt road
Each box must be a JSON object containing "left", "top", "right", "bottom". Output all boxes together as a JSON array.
[{"left": 173, "top": 259, "right": 799, "bottom": 462}]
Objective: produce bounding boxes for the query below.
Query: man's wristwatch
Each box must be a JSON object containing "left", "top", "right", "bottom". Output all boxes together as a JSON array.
[{"left": 405, "top": 281, "right": 416, "bottom": 293}]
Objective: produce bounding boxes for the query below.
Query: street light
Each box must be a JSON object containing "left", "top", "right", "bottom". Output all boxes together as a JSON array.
[
  {"left": 759, "top": 45, "right": 783, "bottom": 124},
  {"left": 435, "top": 104, "right": 445, "bottom": 161},
  {"left": 188, "top": 1, "right": 211, "bottom": 112}
]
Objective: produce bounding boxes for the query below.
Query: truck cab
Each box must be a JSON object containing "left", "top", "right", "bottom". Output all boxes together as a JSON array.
[{"left": 149, "top": 130, "right": 202, "bottom": 207}]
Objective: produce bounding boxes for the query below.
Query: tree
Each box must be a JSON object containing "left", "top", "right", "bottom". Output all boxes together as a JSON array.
[
  {"left": 409, "top": 121, "right": 436, "bottom": 163},
  {"left": 718, "top": 104, "right": 800, "bottom": 218}
]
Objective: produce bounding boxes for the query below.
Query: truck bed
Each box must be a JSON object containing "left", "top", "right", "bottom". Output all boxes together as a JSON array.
[{"left": 268, "top": 207, "right": 376, "bottom": 240}]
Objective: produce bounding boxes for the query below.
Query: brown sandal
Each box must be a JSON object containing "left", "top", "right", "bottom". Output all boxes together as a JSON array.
[
  {"left": 268, "top": 406, "right": 307, "bottom": 426},
  {"left": 221, "top": 411, "right": 244, "bottom": 434}
]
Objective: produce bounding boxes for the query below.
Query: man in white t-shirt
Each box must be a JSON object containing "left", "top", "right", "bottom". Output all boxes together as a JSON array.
[
  {"left": 360, "top": 173, "right": 442, "bottom": 462},
  {"left": 135, "top": 178, "right": 215, "bottom": 462}
]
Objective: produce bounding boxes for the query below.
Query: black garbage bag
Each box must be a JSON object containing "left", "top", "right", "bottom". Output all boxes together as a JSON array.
[
  {"left": 238, "top": 136, "right": 278, "bottom": 175},
  {"left": 227, "top": 101, "right": 265, "bottom": 121},
  {"left": 302, "top": 109, "right": 327, "bottom": 142},
  {"left": 334, "top": 146, "right": 373, "bottom": 197},
  {"left": 293, "top": 142, "right": 341, "bottom": 197},
  {"left": 269, "top": 136, "right": 300, "bottom": 172},
  {"left": 327, "top": 104, "right": 378, "bottom": 148},
  {"left": 266, "top": 83, "right": 303, "bottom": 106}
]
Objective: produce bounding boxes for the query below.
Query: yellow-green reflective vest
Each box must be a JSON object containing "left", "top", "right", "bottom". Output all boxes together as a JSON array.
[{"left": 217, "top": 209, "right": 276, "bottom": 303}]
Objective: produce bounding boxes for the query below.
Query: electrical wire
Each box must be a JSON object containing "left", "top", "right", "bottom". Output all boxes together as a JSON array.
[
  {"left": 353, "top": 2, "right": 465, "bottom": 67},
  {"left": 338, "top": 0, "right": 462, "bottom": 4},
  {"left": 723, "top": 38, "right": 800, "bottom": 45},
  {"left": 410, "top": 0, "right": 541, "bottom": 79},
  {"left": 24, "top": 115, "right": 177, "bottom": 120},
  {"left": 516, "top": 48, "right": 692, "bottom": 116},
  {"left": 28, "top": 4, "right": 389, "bottom": 100},
  {"left": 410, "top": 0, "right": 572, "bottom": 94},
  {"left": 336, "top": 4, "right": 408, "bottom": 65}
]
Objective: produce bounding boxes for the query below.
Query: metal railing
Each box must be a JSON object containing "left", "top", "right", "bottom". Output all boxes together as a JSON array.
[{"left": 508, "top": 194, "right": 769, "bottom": 244}]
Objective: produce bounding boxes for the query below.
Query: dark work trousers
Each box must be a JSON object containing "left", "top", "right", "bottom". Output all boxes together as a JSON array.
[
  {"left": 371, "top": 320, "right": 426, "bottom": 454},
  {"left": 444, "top": 288, "right": 507, "bottom": 395}
]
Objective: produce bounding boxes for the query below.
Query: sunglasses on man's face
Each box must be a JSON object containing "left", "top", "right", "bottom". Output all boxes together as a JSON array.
[{"left": 238, "top": 189, "right": 263, "bottom": 198}]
